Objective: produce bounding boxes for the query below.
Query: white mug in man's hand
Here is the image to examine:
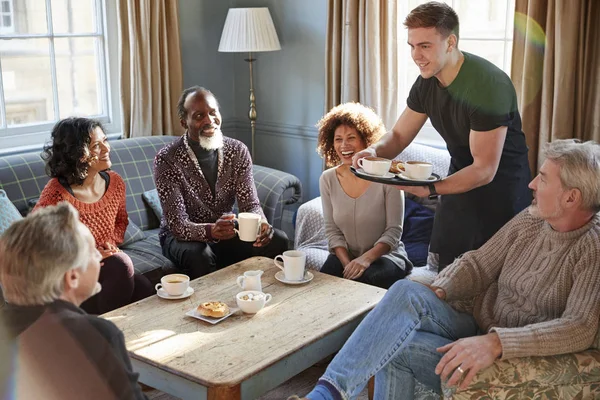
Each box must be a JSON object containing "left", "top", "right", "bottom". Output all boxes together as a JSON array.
[{"left": 235, "top": 212, "right": 262, "bottom": 242}]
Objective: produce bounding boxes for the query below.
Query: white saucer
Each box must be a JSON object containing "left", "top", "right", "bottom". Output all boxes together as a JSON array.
[
  {"left": 357, "top": 168, "right": 395, "bottom": 179},
  {"left": 275, "top": 271, "right": 314, "bottom": 285},
  {"left": 397, "top": 172, "right": 437, "bottom": 182},
  {"left": 156, "top": 286, "right": 194, "bottom": 300},
  {"left": 185, "top": 307, "right": 238, "bottom": 325}
]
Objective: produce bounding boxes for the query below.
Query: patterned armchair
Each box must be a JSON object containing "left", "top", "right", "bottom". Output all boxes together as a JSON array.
[{"left": 443, "top": 348, "right": 600, "bottom": 399}]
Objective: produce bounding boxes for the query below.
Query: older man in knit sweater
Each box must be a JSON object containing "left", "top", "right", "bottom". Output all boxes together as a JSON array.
[{"left": 297, "top": 139, "right": 600, "bottom": 400}]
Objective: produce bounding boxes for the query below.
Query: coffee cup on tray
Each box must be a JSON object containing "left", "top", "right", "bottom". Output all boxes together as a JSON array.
[
  {"left": 404, "top": 161, "right": 433, "bottom": 180},
  {"left": 357, "top": 156, "right": 392, "bottom": 176}
]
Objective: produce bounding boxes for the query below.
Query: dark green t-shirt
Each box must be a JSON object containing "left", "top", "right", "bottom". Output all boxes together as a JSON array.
[
  {"left": 406, "top": 51, "right": 531, "bottom": 267},
  {"left": 407, "top": 51, "right": 529, "bottom": 176}
]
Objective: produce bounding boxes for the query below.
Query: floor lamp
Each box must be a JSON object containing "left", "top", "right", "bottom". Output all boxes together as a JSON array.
[{"left": 218, "top": 7, "right": 281, "bottom": 160}]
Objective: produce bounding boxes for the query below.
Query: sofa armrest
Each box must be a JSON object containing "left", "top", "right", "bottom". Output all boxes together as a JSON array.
[
  {"left": 444, "top": 349, "right": 600, "bottom": 399},
  {"left": 294, "top": 197, "right": 329, "bottom": 271},
  {"left": 253, "top": 165, "right": 302, "bottom": 230}
]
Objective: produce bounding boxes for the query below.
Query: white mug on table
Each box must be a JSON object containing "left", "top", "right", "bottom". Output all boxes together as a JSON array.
[
  {"left": 274, "top": 250, "right": 306, "bottom": 281},
  {"left": 155, "top": 273, "right": 190, "bottom": 296}
]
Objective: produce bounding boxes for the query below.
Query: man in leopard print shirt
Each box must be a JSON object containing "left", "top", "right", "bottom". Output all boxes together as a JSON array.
[{"left": 154, "top": 86, "right": 288, "bottom": 278}]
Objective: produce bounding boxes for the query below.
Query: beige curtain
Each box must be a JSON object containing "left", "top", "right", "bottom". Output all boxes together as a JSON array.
[
  {"left": 117, "top": 0, "right": 183, "bottom": 138},
  {"left": 511, "top": 0, "right": 600, "bottom": 174},
  {"left": 326, "top": 0, "right": 399, "bottom": 129}
]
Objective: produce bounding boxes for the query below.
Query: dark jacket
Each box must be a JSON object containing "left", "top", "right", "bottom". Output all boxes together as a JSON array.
[{"left": 0, "top": 299, "right": 147, "bottom": 400}]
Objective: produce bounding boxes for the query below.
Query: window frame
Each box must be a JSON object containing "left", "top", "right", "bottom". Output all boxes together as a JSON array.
[
  {"left": 0, "top": 0, "right": 121, "bottom": 155},
  {"left": 399, "top": 0, "right": 515, "bottom": 148}
]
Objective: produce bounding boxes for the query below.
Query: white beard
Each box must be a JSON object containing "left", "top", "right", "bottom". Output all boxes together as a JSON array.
[{"left": 198, "top": 130, "right": 224, "bottom": 150}]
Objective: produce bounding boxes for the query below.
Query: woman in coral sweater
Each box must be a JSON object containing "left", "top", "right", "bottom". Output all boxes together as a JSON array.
[{"left": 34, "top": 117, "right": 153, "bottom": 314}]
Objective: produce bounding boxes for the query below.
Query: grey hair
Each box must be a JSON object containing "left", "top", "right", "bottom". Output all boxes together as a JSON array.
[
  {"left": 0, "top": 202, "right": 91, "bottom": 305},
  {"left": 544, "top": 139, "right": 600, "bottom": 213}
]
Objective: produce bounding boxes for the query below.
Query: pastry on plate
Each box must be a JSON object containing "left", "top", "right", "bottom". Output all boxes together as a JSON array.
[
  {"left": 389, "top": 160, "right": 405, "bottom": 174},
  {"left": 197, "top": 301, "right": 230, "bottom": 318}
]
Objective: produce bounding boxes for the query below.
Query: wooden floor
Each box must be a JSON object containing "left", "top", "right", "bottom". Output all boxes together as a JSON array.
[{"left": 144, "top": 362, "right": 369, "bottom": 400}]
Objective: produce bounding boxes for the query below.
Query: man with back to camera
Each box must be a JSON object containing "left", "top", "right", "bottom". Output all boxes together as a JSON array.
[
  {"left": 353, "top": 1, "right": 532, "bottom": 270},
  {"left": 0, "top": 202, "right": 147, "bottom": 400}
]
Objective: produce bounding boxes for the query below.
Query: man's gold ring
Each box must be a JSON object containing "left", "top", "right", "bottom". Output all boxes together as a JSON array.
[{"left": 457, "top": 366, "right": 465, "bottom": 374}]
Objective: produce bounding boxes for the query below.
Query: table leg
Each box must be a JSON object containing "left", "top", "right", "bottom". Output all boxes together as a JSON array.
[
  {"left": 368, "top": 376, "right": 374, "bottom": 400},
  {"left": 208, "top": 384, "right": 241, "bottom": 400}
]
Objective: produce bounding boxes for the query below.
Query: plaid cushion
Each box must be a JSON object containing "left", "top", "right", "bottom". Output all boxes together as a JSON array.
[
  {"left": 252, "top": 165, "right": 302, "bottom": 229},
  {"left": 107, "top": 136, "right": 176, "bottom": 230},
  {"left": 0, "top": 189, "right": 22, "bottom": 235},
  {"left": 142, "top": 188, "right": 162, "bottom": 220},
  {"left": 0, "top": 152, "right": 51, "bottom": 216},
  {"left": 122, "top": 219, "right": 146, "bottom": 247},
  {"left": 121, "top": 229, "right": 174, "bottom": 281}
]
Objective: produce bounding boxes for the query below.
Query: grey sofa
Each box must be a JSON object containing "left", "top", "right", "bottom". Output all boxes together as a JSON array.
[{"left": 0, "top": 136, "right": 302, "bottom": 284}]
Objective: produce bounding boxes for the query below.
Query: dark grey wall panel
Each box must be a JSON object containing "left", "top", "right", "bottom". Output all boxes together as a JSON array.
[{"left": 178, "top": 0, "right": 236, "bottom": 120}]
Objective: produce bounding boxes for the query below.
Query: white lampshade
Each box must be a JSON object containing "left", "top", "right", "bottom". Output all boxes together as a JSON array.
[{"left": 218, "top": 8, "right": 281, "bottom": 53}]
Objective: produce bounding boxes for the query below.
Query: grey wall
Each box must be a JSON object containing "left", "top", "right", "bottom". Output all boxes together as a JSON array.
[
  {"left": 178, "top": 0, "right": 327, "bottom": 201},
  {"left": 178, "top": 0, "right": 236, "bottom": 120}
]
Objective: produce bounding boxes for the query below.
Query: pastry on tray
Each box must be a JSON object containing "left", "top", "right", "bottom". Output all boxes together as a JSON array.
[
  {"left": 197, "top": 301, "right": 230, "bottom": 318},
  {"left": 389, "top": 160, "right": 405, "bottom": 174}
]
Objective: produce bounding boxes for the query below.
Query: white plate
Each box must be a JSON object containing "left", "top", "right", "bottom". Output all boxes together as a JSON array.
[
  {"left": 185, "top": 307, "right": 238, "bottom": 325},
  {"left": 356, "top": 168, "right": 395, "bottom": 179},
  {"left": 396, "top": 172, "right": 437, "bottom": 182},
  {"left": 156, "top": 286, "right": 194, "bottom": 300},
  {"left": 275, "top": 270, "right": 314, "bottom": 285}
]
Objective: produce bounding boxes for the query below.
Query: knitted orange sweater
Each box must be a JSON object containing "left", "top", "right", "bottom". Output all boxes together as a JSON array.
[{"left": 34, "top": 171, "right": 128, "bottom": 248}]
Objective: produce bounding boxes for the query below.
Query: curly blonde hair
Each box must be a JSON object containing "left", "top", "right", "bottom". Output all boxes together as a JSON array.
[{"left": 316, "top": 102, "right": 387, "bottom": 167}]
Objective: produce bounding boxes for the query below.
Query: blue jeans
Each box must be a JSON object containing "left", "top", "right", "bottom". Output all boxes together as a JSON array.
[{"left": 307, "top": 280, "right": 479, "bottom": 400}]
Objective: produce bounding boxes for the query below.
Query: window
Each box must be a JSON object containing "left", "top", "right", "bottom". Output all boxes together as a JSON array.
[
  {"left": 398, "top": 0, "right": 515, "bottom": 147},
  {"left": 0, "top": 0, "right": 14, "bottom": 34},
  {"left": 0, "top": 0, "right": 120, "bottom": 153}
]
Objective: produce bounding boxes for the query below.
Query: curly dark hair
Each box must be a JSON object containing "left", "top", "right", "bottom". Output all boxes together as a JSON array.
[
  {"left": 316, "top": 102, "right": 387, "bottom": 167},
  {"left": 42, "top": 117, "right": 105, "bottom": 186},
  {"left": 177, "top": 86, "right": 220, "bottom": 121}
]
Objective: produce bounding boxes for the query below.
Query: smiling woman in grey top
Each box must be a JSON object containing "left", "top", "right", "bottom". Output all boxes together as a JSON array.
[{"left": 316, "top": 103, "right": 412, "bottom": 289}]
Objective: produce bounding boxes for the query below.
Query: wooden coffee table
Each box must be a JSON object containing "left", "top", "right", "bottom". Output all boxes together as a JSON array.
[{"left": 102, "top": 256, "right": 385, "bottom": 400}]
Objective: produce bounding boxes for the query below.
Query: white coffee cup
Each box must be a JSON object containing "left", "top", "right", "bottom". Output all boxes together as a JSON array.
[
  {"left": 404, "top": 161, "right": 433, "bottom": 180},
  {"left": 236, "top": 290, "right": 272, "bottom": 314},
  {"left": 155, "top": 273, "right": 190, "bottom": 296},
  {"left": 235, "top": 212, "right": 261, "bottom": 242},
  {"left": 357, "top": 157, "right": 392, "bottom": 176},
  {"left": 237, "top": 270, "right": 263, "bottom": 291},
  {"left": 274, "top": 250, "right": 306, "bottom": 281}
]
